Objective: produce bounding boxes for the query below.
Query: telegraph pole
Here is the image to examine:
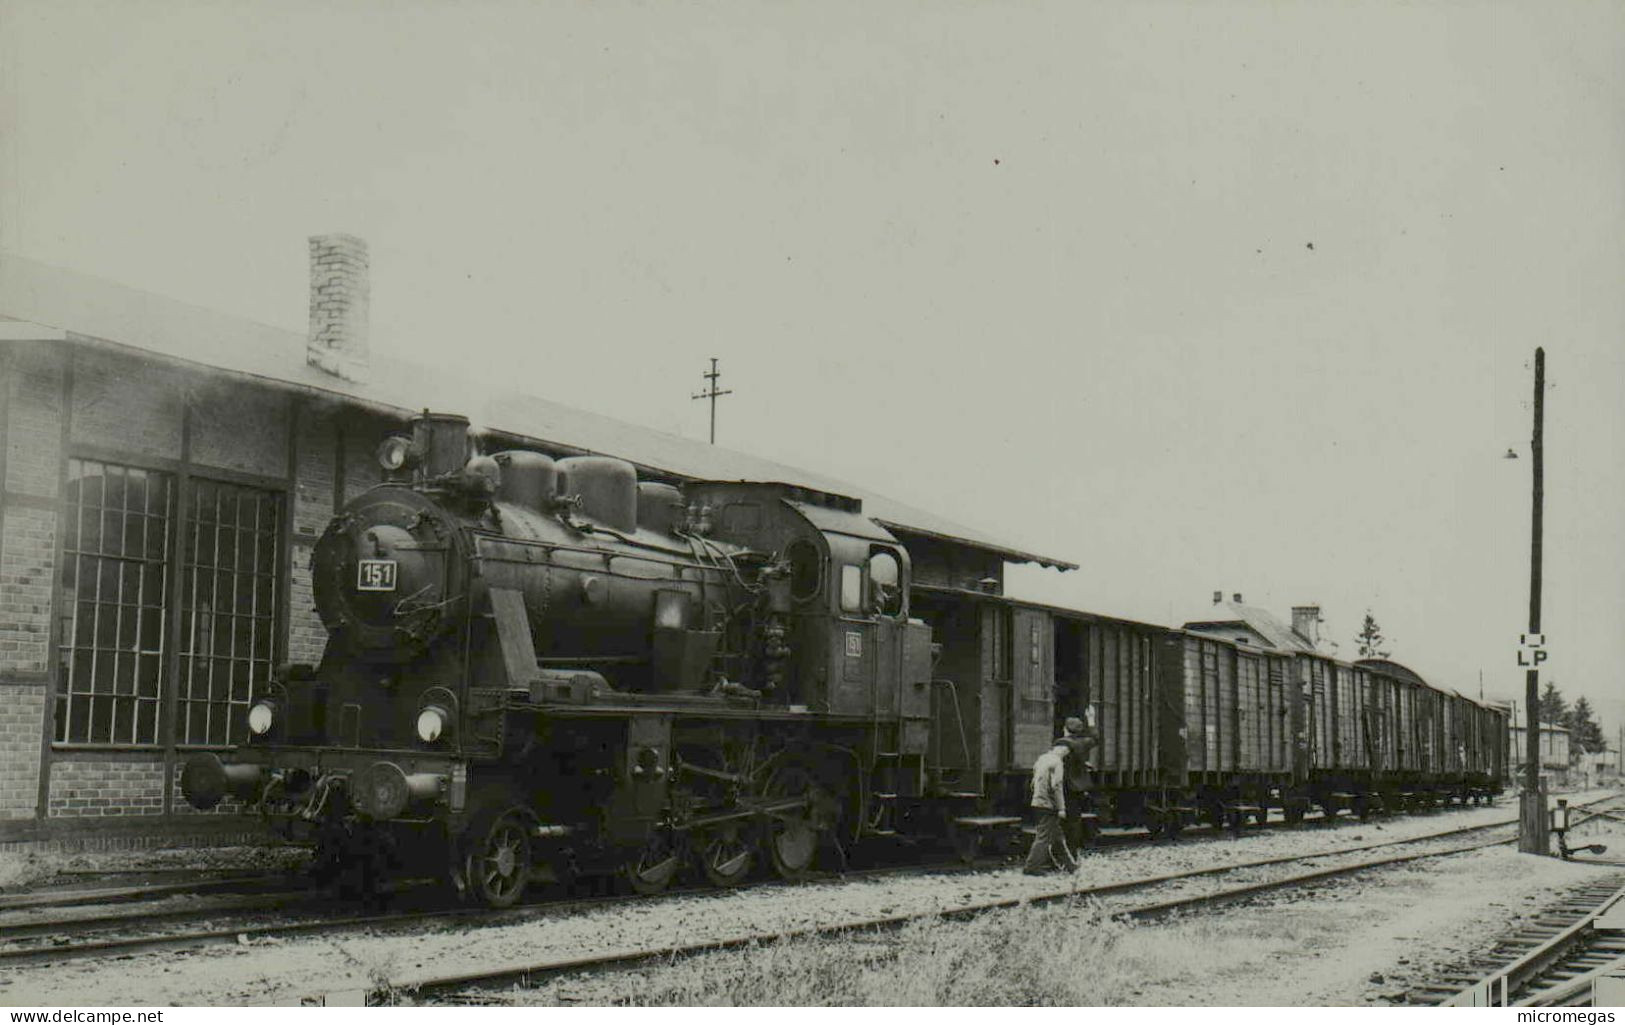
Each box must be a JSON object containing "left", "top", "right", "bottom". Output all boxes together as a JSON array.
[
  {"left": 691, "top": 357, "right": 732, "bottom": 445},
  {"left": 1519, "top": 347, "right": 1548, "bottom": 855}
]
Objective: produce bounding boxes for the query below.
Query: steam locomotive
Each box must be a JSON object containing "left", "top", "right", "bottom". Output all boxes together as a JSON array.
[{"left": 180, "top": 411, "right": 1507, "bottom": 906}]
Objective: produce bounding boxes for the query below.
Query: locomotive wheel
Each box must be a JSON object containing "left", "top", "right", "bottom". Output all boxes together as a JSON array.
[
  {"left": 464, "top": 807, "right": 534, "bottom": 909},
  {"left": 625, "top": 832, "right": 682, "bottom": 895},
  {"left": 761, "top": 764, "right": 830, "bottom": 881},
  {"left": 695, "top": 825, "right": 755, "bottom": 888}
]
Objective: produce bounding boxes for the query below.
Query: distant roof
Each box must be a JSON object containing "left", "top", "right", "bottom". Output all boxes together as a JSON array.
[
  {"left": 0, "top": 251, "right": 1074, "bottom": 570},
  {"left": 1184, "top": 600, "right": 1315, "bottom": 652}
]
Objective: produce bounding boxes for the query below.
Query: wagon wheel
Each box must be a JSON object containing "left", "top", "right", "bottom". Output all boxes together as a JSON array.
[
  {"left": 950, "top": 824, "right": 983, "bottom": 864},
  {"left": 694, "top": 823, "right": 755, "bottom": 888},
  {"left": 463, "top": 806, "right": 535, "bottom": 909},
  {"left": 1283, "top": 802, "right": 1306, "bottom": 826},
  {"left": 1354, "top": 794, "right": 1372, "bottom": 821},
  {"left": 1251, "top": 803, "right": 1270, "bottom": 827},
  {"left": 625, "top": 831, "right": 682, "bottom": 895},
  {"left": 761, "top": 764, "right": 830, "bottom": 881},
  {"left": 1158, "top": 809, "right": 1185, "bottom": 840},
  {"left": 1077, "top": 816, "right": 1102, "bottom": 850}
]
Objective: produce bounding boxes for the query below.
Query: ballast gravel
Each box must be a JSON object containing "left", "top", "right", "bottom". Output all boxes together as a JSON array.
[{"left": 0, "top": 790, "right": 1617, "bottom": 1006}]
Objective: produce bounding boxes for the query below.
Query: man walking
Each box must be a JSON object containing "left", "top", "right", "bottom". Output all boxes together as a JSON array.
[
  {"left": 1061, "top": 714, "right": 1099, "bottom": 850},
  {"left": 1023, "top": 739, "right": 1078, "bottom": 875}
]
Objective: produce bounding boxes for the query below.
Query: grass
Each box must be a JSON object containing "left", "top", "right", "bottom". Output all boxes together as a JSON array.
[{"left": 502, "top": 898, "right": 1322, "bottom": 1006}]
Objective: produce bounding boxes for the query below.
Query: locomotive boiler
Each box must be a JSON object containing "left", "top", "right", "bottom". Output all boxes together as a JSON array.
[{"left": 181, "top": 411, "right": 933, "bottom": 905}]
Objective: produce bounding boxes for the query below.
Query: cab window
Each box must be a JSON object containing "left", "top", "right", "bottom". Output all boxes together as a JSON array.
[
  {"left": 786, "top": 539, "right": 822, "bottom": 602},
  {"left": 867, "top": 549, "right": 903, "bottom": 618},
  {"left": 839, "top": 565, "right": 863, "bottom": 613}
]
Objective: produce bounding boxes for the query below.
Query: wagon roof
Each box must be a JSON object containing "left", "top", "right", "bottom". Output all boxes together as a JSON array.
[{"left": 0, "top": 251, "right": 1075, "bottom": 571}]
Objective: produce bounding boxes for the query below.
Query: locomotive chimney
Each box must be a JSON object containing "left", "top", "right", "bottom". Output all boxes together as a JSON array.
[
  {"left": 1212, "top": 590, "right": 1222, "bottom": 605},
  {"left": 307, "top": 234, "right": 370, "bottom": 381},
  {"left": 1291, "top": 605, "right": 1322, "bottom": 649},
  {"left": 1232, "top": 593, "right": 1243, "bottom": 604}
]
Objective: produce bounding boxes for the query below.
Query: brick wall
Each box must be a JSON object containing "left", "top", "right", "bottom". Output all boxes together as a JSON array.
[
  {"left": 341, "top": 418, "right": 386, "bottom": 501},
  {"left": 70, "top": 349, "right": 183, "bottom": 458},
  {"left": 288, "top": 407, "right": 337, "bottom": 666},
  {"left": 46, "top": 757, "right": 165, "bottom": 817},
  {"left": 4, "top": 344, "right": 63, "bottom": 498},
  {"left": 0, "top": 683, "right": 44, "bottom": 818},
  {"left": 0, "top": 506, "right": 56, "bottom": 675},
  {"left": 192, "top": 382, "right": 289, "bottom": 479}
]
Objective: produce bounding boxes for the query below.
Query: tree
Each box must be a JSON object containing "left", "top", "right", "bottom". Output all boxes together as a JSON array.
[
  {"left": 1567, "top": 697, "right": 1606, "bottom": 754},
  {"left": 1355, "top": 611, "right": 1390, "bottom": 659},
  {"left": 1538, "top": 681, "right": 1568, "bottom": 726}
]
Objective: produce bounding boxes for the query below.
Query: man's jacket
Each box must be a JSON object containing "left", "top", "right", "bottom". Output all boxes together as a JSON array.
[{"left": 1030, "top": 748, "right": 1066, "bottom": 814}]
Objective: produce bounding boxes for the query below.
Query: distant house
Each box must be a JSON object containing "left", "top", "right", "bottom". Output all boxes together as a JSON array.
[
  {"left": 1509, "top": 721, "right": 1572, "bottom": 785},
  {"left": 1183, "top": 593, "right": 1324, "bottom": 653}
]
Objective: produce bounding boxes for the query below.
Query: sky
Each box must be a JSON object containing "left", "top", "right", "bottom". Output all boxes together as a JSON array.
[{"left": 3, "top": 1, "right": 1623, "bottom": 731}]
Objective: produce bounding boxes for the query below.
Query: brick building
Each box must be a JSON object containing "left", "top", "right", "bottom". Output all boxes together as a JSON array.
[{"left": 0, "top": 240, "right": 1071, "bottom": 845}]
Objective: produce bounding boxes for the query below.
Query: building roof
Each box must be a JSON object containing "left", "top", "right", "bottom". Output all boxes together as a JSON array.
[
  {"left": 0, "top": 251, "right": 1074, "bottom": 570},
  {"left": 1183, "top": 599, "right": 1315, "bottom": 653}
]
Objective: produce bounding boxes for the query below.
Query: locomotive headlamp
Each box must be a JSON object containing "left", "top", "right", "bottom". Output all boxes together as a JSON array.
[
  {"left": 247, "top": 700, "right": 277, "bottom": 736},
  {"left": 376, "top": 435, "right": 420, "bottom": 473},
  {"left": 416, "top": 704, "right": 450, "bottom": 743}
]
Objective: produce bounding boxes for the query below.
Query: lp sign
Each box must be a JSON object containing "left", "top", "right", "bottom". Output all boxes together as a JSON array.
[{"left": 1517, "top": 633, "right": 1549, "bottom": 667}]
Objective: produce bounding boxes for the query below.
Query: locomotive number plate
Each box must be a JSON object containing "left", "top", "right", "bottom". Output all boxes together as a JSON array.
[{"left": 357, "top": 559, "right": 398, "bottom": 592}]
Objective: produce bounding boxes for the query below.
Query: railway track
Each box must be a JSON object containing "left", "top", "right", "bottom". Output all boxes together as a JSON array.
[
  {"left": 1431, "top": 878, "right": 1625, "bottom": 1007},
  {"left": 6, "top": 795, "right": 1611, "bottom": 994},
  {"left": 371, "top": 797, "right": 1617, "bottom": 1005}
]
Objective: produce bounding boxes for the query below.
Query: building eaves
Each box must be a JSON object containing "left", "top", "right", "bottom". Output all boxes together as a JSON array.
[{"left": 0, "top": 251, "right": 1075, "bottom": 571}]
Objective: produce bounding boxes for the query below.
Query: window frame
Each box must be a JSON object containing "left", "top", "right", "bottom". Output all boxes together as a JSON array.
[
  {"left": 51, "top": 453, "right": 289, "bottom": 753},
  {"left": 53, "top": 457, "right": 177, "bottom": 749}
]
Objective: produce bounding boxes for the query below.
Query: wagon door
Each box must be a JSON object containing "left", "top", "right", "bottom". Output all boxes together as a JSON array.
[
  {"left": 1008, "top": 607, "right": 1054, "bottom": 770},
  {"left": 911, "top": 594, "right": 982, "bottom": 792}
]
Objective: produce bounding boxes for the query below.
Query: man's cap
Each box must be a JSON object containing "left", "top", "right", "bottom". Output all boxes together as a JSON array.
[
  {"left": 1063, "top": 717, "right": 1086, "bottom": 736},
  {"left": 1055, "top": 737, "right": 1090, "bottom": 758}
]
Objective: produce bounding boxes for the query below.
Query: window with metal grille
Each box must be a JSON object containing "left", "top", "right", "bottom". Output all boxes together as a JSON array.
[
  {"left": 55, "top": 460, "right": 174, "bottom": 746},
  {"left": 177, "top": 479, "right": 282, "bottom": 747}
]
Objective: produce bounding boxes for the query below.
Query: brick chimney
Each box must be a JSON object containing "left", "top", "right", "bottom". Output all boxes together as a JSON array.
[
  {"left": 307, "top": 234, "right": 369, "bottom": 381},
  {"left": 1291, "top": 605, "right": 1322, "bottom": 649}
]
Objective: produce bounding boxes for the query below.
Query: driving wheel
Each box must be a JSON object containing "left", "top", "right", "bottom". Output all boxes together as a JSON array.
[
  {"left": 464, "top": 807, "right": 534, "bottom": 909},
  {"left": 695, "top": 824, "right": 755, "bottom": 888},
  {"left": 762, "top": 764, "right": 831, "bottom": 881},
  {"left": 625, "top": 831, "right": 682, "bottom": 895}
]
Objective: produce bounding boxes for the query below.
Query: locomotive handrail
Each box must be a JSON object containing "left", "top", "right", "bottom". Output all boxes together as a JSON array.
[{"left": 930, "top": 677, "right": 973, "bottom": 777}]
